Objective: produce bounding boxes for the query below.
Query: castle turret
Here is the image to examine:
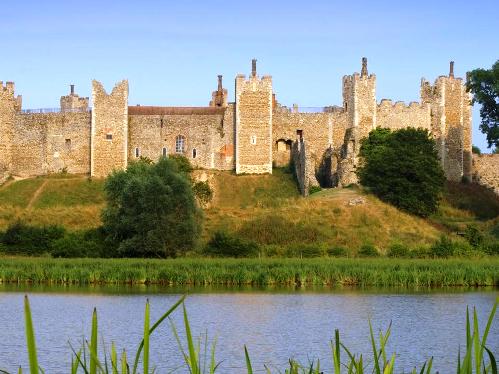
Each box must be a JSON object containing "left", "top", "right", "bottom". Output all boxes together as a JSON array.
[
  {"left": 420, "top": 61, "right": 472, "bottom": 181},
  {"left": 337, "top": 57, "right": 377, "bottom": 185},
  {"left": 60, "top": 84, "right": 89, "bottom": 112},
  {"left": 90, "top": 80, "right": 129, "bottom": 177},
  {"left": 0, "top": 81, "right": 22, "bottom": 176},
  {"left": 235, "top": 59, "right": 273, "bottom": 174}
]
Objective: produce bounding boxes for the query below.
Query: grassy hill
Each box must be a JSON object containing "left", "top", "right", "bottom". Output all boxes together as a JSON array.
[{"left": 0, "top": 169, "right": 498, "bottom": 253}]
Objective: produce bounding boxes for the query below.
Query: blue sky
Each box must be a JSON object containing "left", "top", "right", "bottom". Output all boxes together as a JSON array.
[{"left": 1, "top": 0, "right": 497, "bottom": 151}]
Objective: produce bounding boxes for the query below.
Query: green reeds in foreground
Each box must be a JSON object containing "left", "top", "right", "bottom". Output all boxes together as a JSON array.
[{"left": 9, "top": 296, "right": 498, "bottom": 374}]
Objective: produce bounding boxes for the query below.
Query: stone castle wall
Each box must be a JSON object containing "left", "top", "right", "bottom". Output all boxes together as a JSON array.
[
  {"left": 128, "top": 111, "right": 232, "bottom": 170},
  {"left": 472, "top": 154, "right": 499, "bottom": 195},
  {"left": 0, "top": 59, "right": 473, "bottom": 190},
  {"left": 12, "top": 112, "right": 90, "bottom": 176},
  {"left": 376, "top": 100, "right": 431, "bottom": 131}
]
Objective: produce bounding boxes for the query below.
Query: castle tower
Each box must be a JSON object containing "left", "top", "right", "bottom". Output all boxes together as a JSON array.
[
  {"left": 60, "top": 84, "right": 89, "bottom": 112},
  {"left": 0, "top": 82, "right": 22, "bottom": 175},
  {"left": 338, "top": 57, "right": 377, "bottom": 185},
  {"left": 235, "top": 59, "right": 273, "bottom": 174},
  {"left": 209, "top": 75, "right": 228, "bottom": 107},
  {"left": 420, "top": 61, "right": 472, "bottom": 181},
  {"left": 90, "top": 80, "right": 129, "bottom": 177}
]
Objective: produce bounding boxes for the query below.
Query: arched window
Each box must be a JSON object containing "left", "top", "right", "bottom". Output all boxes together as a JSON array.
[
  {"left": 192, "top": 148, "right": 197, "bottom": 159},
  {"left": 250, "top": 135, "right": 257, "bottom": 145},
  {"left": 175, "top": 135, "right": 185, "bottom": 153},
  {"left": 135, "top": 147, "right": 140, "bottom": 158},
  {"left": 162, "top": 147, "right": 168, "bottom": 157}
]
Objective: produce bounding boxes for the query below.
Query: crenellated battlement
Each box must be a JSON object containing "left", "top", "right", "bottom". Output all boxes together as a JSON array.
[{"left": 0, "top": 58, "right": 478, "bottom": 191}]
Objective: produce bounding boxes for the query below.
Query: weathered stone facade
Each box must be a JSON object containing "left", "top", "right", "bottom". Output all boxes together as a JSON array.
[
  {"left": 472, "top": 154, "right": 499, "bottom": 195},
  {"left": 1, "top": 58, "right": 481, "bottom": 194}
]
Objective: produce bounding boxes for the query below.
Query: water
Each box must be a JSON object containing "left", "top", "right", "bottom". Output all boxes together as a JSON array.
[{"left": 0, "top": 285, "right": 497, "bottom": 373}]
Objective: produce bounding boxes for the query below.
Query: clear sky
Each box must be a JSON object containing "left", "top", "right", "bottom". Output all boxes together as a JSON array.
[{"left": 1, "top": 0, "right": 497, "bottom": 151}]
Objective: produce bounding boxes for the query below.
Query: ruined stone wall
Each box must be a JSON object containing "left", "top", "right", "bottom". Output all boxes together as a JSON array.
[
  {"left": 472, "top": 154, "right": 499, "bottom": 195},
  {"left": 0, "top": 82, "right": 20, "bottom": 174},
  {"left": 443, "top": 78, "right": 465, "bottom": 181},
  {"left": 235, "top": 74, "right": 273, "bottom": 174},
  {"left": 128, "top": 112, "right": 233, "bottom": 170},
  {"left": 11, "top": 113, "right": 91, "bottom": 176},
  {"left": 292, "top": 138, "right": 319, "bottom": 196},
  {"left": 60, "top": 94, "right": 89, "bottom": 112},
  {"left": 376, "top": 100, "right": 431, "bottom": 131},
  {"left": 91, "top": 80, "right": 128, "bottom": 177}
]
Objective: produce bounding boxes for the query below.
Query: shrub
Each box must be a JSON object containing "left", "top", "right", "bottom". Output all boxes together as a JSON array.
[
  {"left": 472, "top": 145, "right": 481, "bottom": 155},
  {"left": 168, "top": 154, "right": 193, "bottom": 174},
  {"left": 327, "top": 246, "right": 348, "bottom": 257},
  {"left": 482, "top": 242, "right": 499, "bottom": 256},
  {"left": 357, "top": 128, "right": 445, "bottom": 217},
  {"left": 409, "top": 246, "right": 432, "bottom": 258},
  {"left": 204, "top": 231, "right": 259, "bottom": 258},
  {"left": 387, "top": 243, "right": 410, "bottom": 258},
  {"left": 51, "top": 228, "right": 110, "bottom": 258},
  {"left": 464, "top": 225, "right": 484, "bottom": 248},
  {"left": 1, "top": 221, "right": 65, "bottom": 255},
  {"left": 102, "top": 157, "right": 201, "bottom": 258},
  {"left": 357, "top": 244, "right": 379, "bottom": 257},
  {"left": 431, "top": 236, "right": 456, "bottom": 258},
  {"left": 193, "top": 181, "right": 213, "bottom": 206}
]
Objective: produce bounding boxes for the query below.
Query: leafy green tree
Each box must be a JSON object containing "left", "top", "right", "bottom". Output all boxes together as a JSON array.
[
  {"left": 466, "top": 60, "right": 499, "bottom": 149},
  {"left": 472, "top": 145, "right": 481, "bottom": 155},
  {"left": 102, "top": 157, "right": 202, "bottom": 257},
  {"left": 357, "top": 128, "right": 445, "bottom": 217}
]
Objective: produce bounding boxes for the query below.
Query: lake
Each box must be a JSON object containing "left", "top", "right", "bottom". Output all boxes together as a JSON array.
[{"left": 0, "top": 285, "right": 497, "bottom": 373}]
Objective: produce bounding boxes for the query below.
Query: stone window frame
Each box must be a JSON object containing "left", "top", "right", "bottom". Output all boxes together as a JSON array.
[
  {"left": 106, "top": 133, "right": 113, "bottom": 140},
  {"left": 135, "top": 147, "right": 140, "bottom": 158},
  {"left": 162, "top": 147, "right": 168, "bottom": 157},
  {"left": 250, "top": 135, "right": 257, "bottom": 145},
  {"left": 65, "top": 138, "right": 72, "bottom": 151},
  {"left": 175, "top": 135, "right": 186, "bottom": 154},
  {"left": 192, "top": 148, "right": 197, "bottom": 159}
]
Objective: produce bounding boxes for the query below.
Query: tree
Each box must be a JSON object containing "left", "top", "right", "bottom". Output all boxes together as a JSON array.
[
  {"left": 102, "top": 157, "right": 202, "bottom": 257},
  {"left": 357, "top": 128, "right": 446, "bottom": 217},
  {"left": 472, "top": 145, "right": 481, "bottom": 155},
  {"left": 466, "top": 60, "right": 499, "bottom": 149}
]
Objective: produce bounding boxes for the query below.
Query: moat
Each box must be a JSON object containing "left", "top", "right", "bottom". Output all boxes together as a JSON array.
[{"left": 0, "top": 285, "right": 497, "bottom": 373}]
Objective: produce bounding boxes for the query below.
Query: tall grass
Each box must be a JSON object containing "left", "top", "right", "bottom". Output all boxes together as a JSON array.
[
  {"left": 10, "top": 296, "right": 498, "bottom": 373},
  {"left": 0, "top": 258, "right": 497, "bottom": 287}
]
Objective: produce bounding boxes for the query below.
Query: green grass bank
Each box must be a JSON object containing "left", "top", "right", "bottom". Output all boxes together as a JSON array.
[{"left": 0, "top": 257, "right": 497, "bottom": 287}]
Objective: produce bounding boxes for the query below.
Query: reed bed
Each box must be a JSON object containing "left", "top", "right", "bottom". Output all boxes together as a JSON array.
[{"left": 0, "top": 257, "right": 497, "bottom": 287}]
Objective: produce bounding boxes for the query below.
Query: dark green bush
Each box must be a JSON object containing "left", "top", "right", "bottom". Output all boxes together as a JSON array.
[
  {"left": 357, "top": 128, "right": 445, "bottom": 217},
  {"left": 204, "top": 231, "right": 259, "bottom": 258},
  {"left": 409, "top": 246, "right": 432, "bottom": 258},
  {"left": 387, "top": 243, "right": 410, "bottom": 258},
  {"left": 327, "top": 247, "right": 348, "bottom": 257},
  {"left": 1, "top": 221, "right": 65, "bottom": 255},
  {"left": 357, "top": 244, "right": 379, "bottom": 257},
  {"left": 482, "top": 242, "right": 499, "bottom": 256},
  {"left": 51, "top": 228, "right": 110, "bottom": 258},
  {"left": 193, "top": 181, "right": 213, "bottom": 206}
]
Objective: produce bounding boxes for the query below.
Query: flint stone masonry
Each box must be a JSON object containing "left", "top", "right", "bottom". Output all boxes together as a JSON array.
[
  {"left": 472, "top": 154, "right": 499, "bottom": 195},
  {"left": 0, "top": 59, "right": 472, "bottom": 191}
]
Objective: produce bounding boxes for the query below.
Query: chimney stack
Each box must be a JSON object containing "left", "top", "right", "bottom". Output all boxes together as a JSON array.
[
  {"left": 251, "top": 58, "right": 257, "bottom": 77},
  {"left": 70, "top": 84, "right": 75, "bottom": 95},
  {"left": 361, "top": 57, "right": 368, "bottom": 77},
  {"left": 449, "top": 61, "right": 454, "bottom": 78}
]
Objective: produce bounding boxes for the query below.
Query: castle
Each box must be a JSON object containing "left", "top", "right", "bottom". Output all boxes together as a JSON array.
[{"left": 0, "top": 58, "right": 475, "bottom": 193}]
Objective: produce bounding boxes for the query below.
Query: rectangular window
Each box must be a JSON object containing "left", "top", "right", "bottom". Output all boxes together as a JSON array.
[
  {"left": 135, "top": 147, "right": 140, "bottom": 158},
  {"left": 65, "top": 139, "right": 71, "bottom": 151},
  {"left": 106, "top": 134, "right": 113, "bottom": 140},
  {"left": 250, "top": 135, "right": 257, "bottom": 145},
  {"left": 162, "top": 147, "right": 168, "bottom": 157}
]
